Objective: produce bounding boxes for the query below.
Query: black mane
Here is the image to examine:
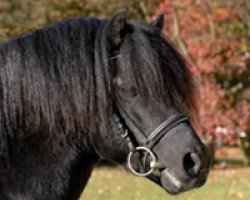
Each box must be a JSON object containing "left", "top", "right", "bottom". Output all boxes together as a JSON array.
[{"left": 0, "top": 16, "right": 196, "bottom": 137}]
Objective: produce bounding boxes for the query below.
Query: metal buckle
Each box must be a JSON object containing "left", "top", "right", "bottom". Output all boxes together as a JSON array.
[{"left": 127, "top": 146, "right": 156, "bottom": 177}]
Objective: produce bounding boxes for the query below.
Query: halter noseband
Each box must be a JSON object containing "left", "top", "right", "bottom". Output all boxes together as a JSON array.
[{"left": 115, "top": 108, "right": 190, "bottom": 177}]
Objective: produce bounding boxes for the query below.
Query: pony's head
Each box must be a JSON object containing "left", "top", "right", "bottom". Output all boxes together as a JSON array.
[{"left": 99, "top": 10, "right": 210, "bottom": 194}]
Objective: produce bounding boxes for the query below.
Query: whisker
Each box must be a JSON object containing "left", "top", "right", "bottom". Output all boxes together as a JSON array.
[{"left": 109, "top": 54, "right": 121, "bottom": 60}]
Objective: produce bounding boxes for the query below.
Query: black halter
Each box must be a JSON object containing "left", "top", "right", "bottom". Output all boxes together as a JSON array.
[
  {"left": 109, "top": 52, "right": 190, "bottom": 176},
  {"left": 114, "top": 102, "right": 190, "bottom": 176}
]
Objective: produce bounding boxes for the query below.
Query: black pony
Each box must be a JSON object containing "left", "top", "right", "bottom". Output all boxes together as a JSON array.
[{"left": 0, "top": 10, "right": 210, "bottom": 200}]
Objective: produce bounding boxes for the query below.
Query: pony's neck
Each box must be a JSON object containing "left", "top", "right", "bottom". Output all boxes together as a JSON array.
[
  {"left": 0, "top": 132, "right": 99, "bottom": 200},
  {"left": 62, "top": 157, "right": 98, "bottom": 200}
]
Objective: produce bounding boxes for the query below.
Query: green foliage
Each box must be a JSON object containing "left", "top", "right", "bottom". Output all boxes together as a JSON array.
[
  {"left": 215, "top": 58, "right": 250, "bottom": 104},
  {"left": 213, "top": 0, "right": 250, "bottom": 104},
  {"left": 0, "top": 0, "right": 158, "bottom": 42}
]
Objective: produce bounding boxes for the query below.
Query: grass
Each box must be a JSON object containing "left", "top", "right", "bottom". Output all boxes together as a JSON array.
[{"left": 80, "top": 167, "right": 250, "bottom": 200}]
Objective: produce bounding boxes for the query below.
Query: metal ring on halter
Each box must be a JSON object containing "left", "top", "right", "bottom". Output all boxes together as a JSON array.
[{"left": 127, "top": 146, "right": 156, "bottom": 177}]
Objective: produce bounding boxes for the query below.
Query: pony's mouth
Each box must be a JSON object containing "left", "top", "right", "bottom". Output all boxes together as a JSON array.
[
  {"left": 160, "top": 168, "right": 185, "bottom": 194},
  {"left": 160, "top": 167, "right": 209, "bottom": 194},
  {"left": 162, "top": 169, "right": 182, "bottom": 188}
]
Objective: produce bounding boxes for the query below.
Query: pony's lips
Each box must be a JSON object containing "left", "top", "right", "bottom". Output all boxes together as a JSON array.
[
  {"left": 160, "top": 168, "right": 208, "bottom": 194},
  {"left": 160, "top": 169, "right": 184, "bottom": 194}
]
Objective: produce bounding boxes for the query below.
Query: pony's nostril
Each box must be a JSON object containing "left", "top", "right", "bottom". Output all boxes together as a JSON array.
[{"left": 183, "top": 152, "right": 201, "bottom": 177}]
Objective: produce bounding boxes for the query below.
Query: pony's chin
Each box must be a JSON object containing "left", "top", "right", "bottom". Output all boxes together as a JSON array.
[
  {"left": 160, "top": 169, "right": 186, "bottom": 195},
  {"left": 160, "top": 169, "right": 208, "bottom": 195}
]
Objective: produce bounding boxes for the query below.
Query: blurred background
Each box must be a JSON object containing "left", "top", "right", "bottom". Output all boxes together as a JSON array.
[{"left": 0, "top": 0, "right": 250, "bottom": 199}]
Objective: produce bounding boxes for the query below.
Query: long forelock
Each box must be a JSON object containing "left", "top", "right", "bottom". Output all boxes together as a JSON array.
[{"left": 119, "top": 22, "right": 197, "bottom": 117}]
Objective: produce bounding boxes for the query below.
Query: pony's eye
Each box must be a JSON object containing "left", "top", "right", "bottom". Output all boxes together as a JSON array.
[
  {"left": 115, "top": 83, "right": 138, "bottom": 98},
  {"left": 120, "top": 86, "right": 138, "bottom": 98},
  {"left": 113, "top": 77, "right": 138, "bottom": 98}
]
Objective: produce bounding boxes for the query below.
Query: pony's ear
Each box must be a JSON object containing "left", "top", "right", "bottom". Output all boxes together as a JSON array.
[
  {"left": 106, "top": 9, "right": 127, "bottom": 49},
  {"left": 150, "top": 13, "right": 165, "bottom": 30}
]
